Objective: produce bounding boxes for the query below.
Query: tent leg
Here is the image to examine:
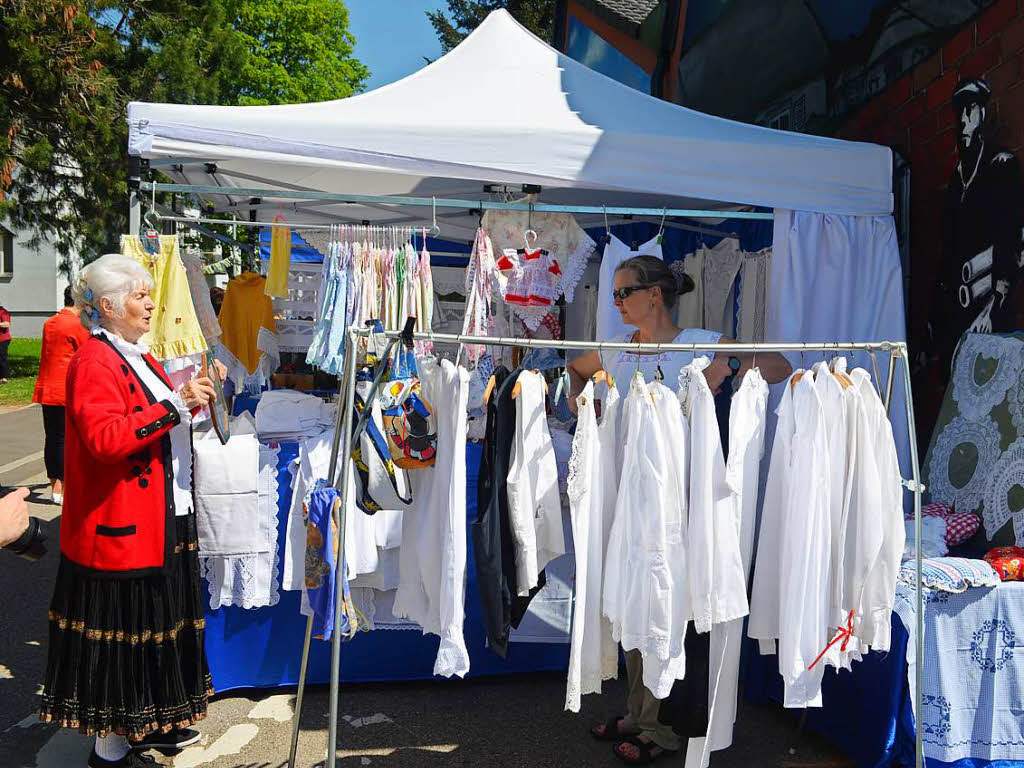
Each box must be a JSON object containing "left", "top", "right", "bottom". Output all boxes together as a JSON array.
[
  {"left": 898, "top": 345, "right": 924, "bottom": 768},
  {"left": 287, "top": 337, "right": 358, "bottom": 768},
  {"left": 326, "top": 329, "right": 360, "bottom": 768},
  {"left": 287, "top": 614, "right": 314, "bottom": 768}
]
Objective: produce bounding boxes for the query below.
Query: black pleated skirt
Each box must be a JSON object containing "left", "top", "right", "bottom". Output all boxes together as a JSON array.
[{"left": 39, "top": 515, "right": 213, "bottom": 739}]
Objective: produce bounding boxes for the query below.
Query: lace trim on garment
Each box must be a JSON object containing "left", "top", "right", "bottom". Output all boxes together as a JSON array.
[
  {"left": 434, "top": 637, "right": 470, "bottom": 678},
  {"left": 951, "top": 334, "right": 1023, "bottom": 421},
  {"left": 927, "top": 414, "right": 1001, "bottom": 514},
  {"left": 560, "top": 232, "right": 597, "bottom": 305},
  {"left": 566, "top": 388, "right": 595, "bottom": 504},
  {"left": 92, "top": 326, "right": 149, "bottom": 356},
  {"left": 201, "top": 443, "right": 281, "bottom": 609},
  {"left": 982, "top": 436, "right": 1024, "bottom": 544}
]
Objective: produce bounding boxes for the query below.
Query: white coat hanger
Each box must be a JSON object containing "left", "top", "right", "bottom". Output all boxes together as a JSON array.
[
  {"left": 657, "top": 207, "right": 667, "bottom": 245},
  {"left": 603, "top": 205, "right": 611, "bottom": 244}
]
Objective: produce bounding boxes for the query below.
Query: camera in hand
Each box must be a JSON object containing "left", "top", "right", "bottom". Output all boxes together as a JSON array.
[{"left": 4, "top": 516, "right": 47, "bottom": 560}]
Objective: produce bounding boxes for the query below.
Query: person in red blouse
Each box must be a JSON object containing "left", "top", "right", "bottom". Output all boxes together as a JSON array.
[
  {"left": 32, "top": 287, "right": 91, "bottom": 504},
  {"left": 0, "top": 303, "right": 11, "bottom": 383},
  {"left": 38, "top": 254, "right": 223, "bottom": 768}
]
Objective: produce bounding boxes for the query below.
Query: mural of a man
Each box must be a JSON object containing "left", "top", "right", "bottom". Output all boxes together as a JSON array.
[{"left": 933, "top": 78, "right": 1024, "bottom": 372}]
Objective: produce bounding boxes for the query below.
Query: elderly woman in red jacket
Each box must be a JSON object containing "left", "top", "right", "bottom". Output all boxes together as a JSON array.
[{"left": 39, "top": 254, "right": 219, "bottom": 768}]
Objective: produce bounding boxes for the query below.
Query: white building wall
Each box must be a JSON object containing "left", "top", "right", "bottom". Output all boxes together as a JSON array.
[{"left": 0, "top": 222, "right": 71, "bottom": 338}]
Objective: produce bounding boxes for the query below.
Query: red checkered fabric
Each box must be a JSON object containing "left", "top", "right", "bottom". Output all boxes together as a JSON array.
[
  {"left": 907, "top": 501, "right": 952, "bottom": 521},
  {"left": 945, "top": 512, "right": 980, "bottom": 546}
]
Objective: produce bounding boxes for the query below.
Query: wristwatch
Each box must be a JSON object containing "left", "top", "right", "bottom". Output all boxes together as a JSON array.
[{"left": 728, "top": 356, "right": 741, "bottom": 375}]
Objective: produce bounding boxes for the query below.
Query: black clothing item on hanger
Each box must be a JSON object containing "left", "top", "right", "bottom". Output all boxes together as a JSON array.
[
  {"left": 657, "top": 623, "right": 712, "bottom": 738},
  {"left": 472, "top": 366, "right": 545, "bottom": 658}
]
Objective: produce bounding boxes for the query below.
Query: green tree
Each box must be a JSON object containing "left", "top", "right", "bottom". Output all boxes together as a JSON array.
[
  {"left": 0, "top": 0, "right": 369, "bottom": 269},
  {"left": 427, "top": 0, "right": 555, "bottom": 53}
]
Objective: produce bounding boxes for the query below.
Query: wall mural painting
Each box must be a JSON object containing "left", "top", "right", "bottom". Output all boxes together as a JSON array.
[{"left": 932, "top": 78, "right": 1024, "bottom": 373}]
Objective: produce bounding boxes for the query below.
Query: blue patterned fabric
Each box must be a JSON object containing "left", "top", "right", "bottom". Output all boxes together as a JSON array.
[
  {"left": 895, "top": 580, "right": 1024, "bottom": 764},
  {"left": 898, "top": 558, "right": 1002, "bottom": 593}
]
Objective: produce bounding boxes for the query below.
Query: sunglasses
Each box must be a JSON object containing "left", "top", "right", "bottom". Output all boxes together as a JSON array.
[{"left": 612, "top": 284, "right": 652, "bottom": 301}]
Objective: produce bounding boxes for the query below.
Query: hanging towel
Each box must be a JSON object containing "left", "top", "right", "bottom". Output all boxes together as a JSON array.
[
  {"left": 194, "top": 413, "right": 264, "bottom": 556},
  {"left": 265, "top": 219, "right": 292, "bottom": 298}
]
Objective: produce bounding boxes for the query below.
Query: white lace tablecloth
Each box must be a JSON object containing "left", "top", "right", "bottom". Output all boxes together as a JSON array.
[{"left": 895, "top": 579, "right": 1024, "bottom": 763}]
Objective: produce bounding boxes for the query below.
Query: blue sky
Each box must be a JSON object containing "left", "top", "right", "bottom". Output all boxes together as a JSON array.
[{"left": 347, "top": 0, "right": 448, "bottom": 91}]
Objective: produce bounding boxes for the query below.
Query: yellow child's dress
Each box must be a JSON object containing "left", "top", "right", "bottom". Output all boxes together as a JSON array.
[{"left": 121, "top": 234, "right": 208, "bottom": 360}]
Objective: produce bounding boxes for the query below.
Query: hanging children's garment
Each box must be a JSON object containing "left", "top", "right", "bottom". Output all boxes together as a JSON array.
[
  {"left": 417, "top": 240, "right": 434, "bottom": 343},
  {"left": 265, "top": 219, "right": 291, "bottom": 298},
  {"left": 673, "top": 250, "right": 704, "bottom": 330},
  {"left": 679, "top": 358, "right": 748, "bottom": 634},
  {"left": 849, "top": 367, "right": 905, "bottom": 655},
  {"left": 194, "top": 414, "right": 262, "bottom": 556},
  {"left": 603, "top": 375, "right": 689, "bottom": 699},
  {"left": 596, "top": 233, "right": 663, "bottom": 342},
  {"left": 216, "top": 272, "right": 279, "bottom": 391},
  {"left": 705, "top": 367, "right": 768, "bottom": 753},
  {"left": 462, "top": 228, "right": 495, "bottom": 363},
  {"left": 748, "top": 371, "right": 832, "bottom": 708},
  {"left": 506, "top": 370, "right": 565, "bottom": 595},
  {"left": 180, "top": 249, "right": 221, "bottom": 344},
  {"left": 121, "top": 234, "right": 208, "bottom": 361},
  {"left": 481, "top": 208, "right": 596, "bottom": 305},
  {"left": 700, "top": 238, "right": 744, "bottom": 336},
  {"left": 736, "top": 249, "right": 770, "bottom": 342},
  {"left": 473, "top": 367, "right": 547, "bottom": 658},
  {"left": 494, "top": 247, "right": 564, "bottom": 331},
  {"left": 391, "top": 357, "right": 471, "bottom": 678}
]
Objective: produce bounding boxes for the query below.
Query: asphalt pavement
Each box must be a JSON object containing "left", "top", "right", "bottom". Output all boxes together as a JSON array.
[{"left": 0, "top": 404, "right": 851, "bottom": 768}]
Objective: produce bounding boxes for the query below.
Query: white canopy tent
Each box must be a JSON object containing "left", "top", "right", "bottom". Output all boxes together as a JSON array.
[
  {"left": 128, "top": 8, "right": 893, "bottom": 235},
  {"left": 126, "top": 11, "right": 922, "bottom": 768}
]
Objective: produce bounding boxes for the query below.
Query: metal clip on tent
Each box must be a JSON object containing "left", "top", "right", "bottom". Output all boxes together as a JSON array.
[{"left": 285, "top": 330, "right": 925, "bottom": 768}]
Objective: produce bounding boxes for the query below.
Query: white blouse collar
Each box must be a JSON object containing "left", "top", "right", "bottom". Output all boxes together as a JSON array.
[{"left": 93, "top": 327, "right": 150, "bottom": 358}]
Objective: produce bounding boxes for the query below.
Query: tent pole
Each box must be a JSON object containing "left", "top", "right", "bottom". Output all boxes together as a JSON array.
[
  {"left": 139, "top": 181, "right": 775, "bottom": 221},
  {"left": 287, "top": 341, "right": 357, "bottom": 768},
  {"left": 898, "top": 344, "right": 925, "bottom": 768},
  {"left": 325, "top": 328, "right": 360, "bottom": 768},
  {"left": 286, "top": 615, "right": 314, "bottom": 768}
]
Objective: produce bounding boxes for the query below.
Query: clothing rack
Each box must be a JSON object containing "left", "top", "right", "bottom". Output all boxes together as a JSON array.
[{"left": 286, "top": 329, "right": 925, "bottom": 768}]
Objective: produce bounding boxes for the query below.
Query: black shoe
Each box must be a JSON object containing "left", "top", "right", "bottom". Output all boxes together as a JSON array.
[
  {"left": 87, "top": 748, "right": 158, "bottom": 767},
  {"left": 129, "top": 726, "right": 201, "bottom": 751}
]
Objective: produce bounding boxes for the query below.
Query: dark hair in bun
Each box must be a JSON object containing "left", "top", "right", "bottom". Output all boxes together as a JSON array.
[{"left": 614, "top": 255, "right": 693, "bottom": 310}]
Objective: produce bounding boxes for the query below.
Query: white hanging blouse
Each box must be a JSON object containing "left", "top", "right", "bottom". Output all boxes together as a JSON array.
[{"left": 506, "top": 370, "right": 565, "bottom": 595}]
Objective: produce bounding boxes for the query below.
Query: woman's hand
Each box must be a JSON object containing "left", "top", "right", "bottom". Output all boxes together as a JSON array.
[
  {"left": 702, "top": 356, "right": 732, "bottom": 395},
  {"left": 211, "top": 358, "right": 227, "bottom": 381},
  {"left": 179, "top": 377, "right": 217, "bottom": 410}
]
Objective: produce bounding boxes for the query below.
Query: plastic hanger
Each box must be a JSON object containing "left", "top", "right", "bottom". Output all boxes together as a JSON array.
[
  {"left": 523, "top": 228, "right": 538, "bottom": 252},
  {"left": 603, "top": 205, "right": 611, "bottom": 245},
  {"left": 657, "top": 207, "right": 667, "bottom": 245},
  {"left": 510, "top": 369, "right": 547, "bottom": 400}
]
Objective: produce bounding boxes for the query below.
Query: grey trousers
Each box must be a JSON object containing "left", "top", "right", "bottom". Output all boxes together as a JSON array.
[{"left": 621, "top": 649, "right": 682, "bottom": 751}]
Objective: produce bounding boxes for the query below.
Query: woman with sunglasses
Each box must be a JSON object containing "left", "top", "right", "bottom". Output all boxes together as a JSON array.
[{"left": 568, "top": 255, "right": 790, "bottom": 765}]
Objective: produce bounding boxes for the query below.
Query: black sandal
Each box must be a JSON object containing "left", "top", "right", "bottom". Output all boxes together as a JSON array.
[
  {"left": 591, "top": 715, "right": 634, "bottom": 741},
  {"left": 613, "top": 736, "right": 678, "bottom": 765}
]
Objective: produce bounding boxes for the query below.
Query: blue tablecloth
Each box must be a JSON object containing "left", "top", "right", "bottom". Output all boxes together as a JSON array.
[
  {"left": 203, "top": 441, "right": 571, "bottom": 692},
  {"left": 745, "top": 601, "right": 1024, "bottom": 768}
]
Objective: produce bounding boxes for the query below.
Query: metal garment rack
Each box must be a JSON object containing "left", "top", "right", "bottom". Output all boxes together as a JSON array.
[
  {"left": 287, "top": 330, "right": 925, "bottom": 768},
  {"left": 132, "top": 180, "right": 777, "bottom": 232}
]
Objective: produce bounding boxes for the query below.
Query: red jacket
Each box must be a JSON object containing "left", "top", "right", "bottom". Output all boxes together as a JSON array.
[
  {"left": 62, "top": 334, "right": 186, "bottom": 576},
  {"left": 33, "top": 308, "right": 91, "bottom": 406}
]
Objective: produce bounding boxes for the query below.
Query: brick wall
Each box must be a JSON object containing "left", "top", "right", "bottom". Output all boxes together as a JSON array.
[{"left": 839, "top": 0, "right": 1024, "bottom": 351}]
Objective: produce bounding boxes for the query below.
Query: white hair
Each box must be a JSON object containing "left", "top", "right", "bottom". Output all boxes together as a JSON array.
[{"left": 74, "top": 253, "right": 154, "bottom": 330}]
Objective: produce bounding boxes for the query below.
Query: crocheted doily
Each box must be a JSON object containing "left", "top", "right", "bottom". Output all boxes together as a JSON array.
[
  {"left": 951, "top": 333, "right": 1022, "bottom": 421},
  {"left": 928, "top": 415, "right": 1001, "bottom": 511}
]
